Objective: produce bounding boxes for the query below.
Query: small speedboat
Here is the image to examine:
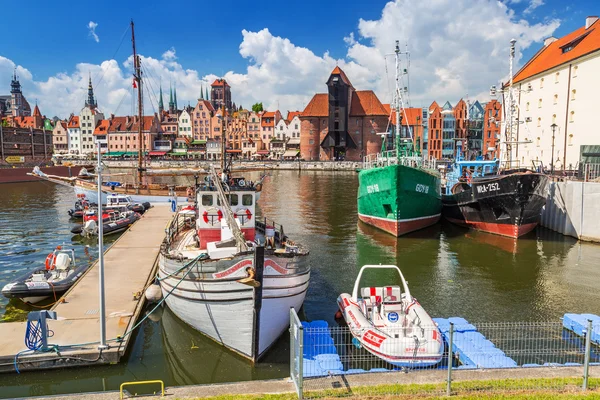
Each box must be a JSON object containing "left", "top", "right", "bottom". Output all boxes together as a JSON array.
[
  {"left": 337, "top": 265, "right": 443, "bottom": 367},
  {"left": 71, "top": 210, "right": 141, "bottom": 237},
  {"left": 1, "top": 246, "right": 90, "bottom": 303},
  {"left": 68, "top": 194, "right": 149, "bottom": 219}
]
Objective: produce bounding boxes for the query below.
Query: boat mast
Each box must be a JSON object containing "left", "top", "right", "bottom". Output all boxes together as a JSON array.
[
  {"left": 131, "top": 20, "right": 144, "bottom": 187},
  {"left": 394, "top": 40, "right": 401, "bottom": 159}
]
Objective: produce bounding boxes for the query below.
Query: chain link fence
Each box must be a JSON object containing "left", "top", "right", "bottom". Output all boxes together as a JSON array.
[{"left": 290, "top": 310, "right": 600, "bottom": 399}]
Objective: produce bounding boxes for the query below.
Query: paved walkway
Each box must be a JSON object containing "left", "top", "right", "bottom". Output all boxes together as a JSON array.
[{"left": 0, "top": 205, "right": 173, "bottom": 373}]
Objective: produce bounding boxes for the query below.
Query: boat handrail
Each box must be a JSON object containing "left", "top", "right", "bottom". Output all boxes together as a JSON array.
[
  {"left": 362, "top": 152, "right": 438, "bottom": 172},
  {"left": 351, "top": 264, "right": 412, "bottom": 303}
]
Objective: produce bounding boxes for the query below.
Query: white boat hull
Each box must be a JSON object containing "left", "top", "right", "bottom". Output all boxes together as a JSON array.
[{"left": 158, "top": 253, "right": 310, "bottom": 360}]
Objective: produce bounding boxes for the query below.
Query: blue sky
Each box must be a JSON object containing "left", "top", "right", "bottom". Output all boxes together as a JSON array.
[{"left": 1, "top": 0, "right": 597, "bottom": 117}]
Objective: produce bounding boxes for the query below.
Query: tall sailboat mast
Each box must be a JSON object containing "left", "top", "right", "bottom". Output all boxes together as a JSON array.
[{"left": 131, "top": 20, "right": 144, "bottom": 187}]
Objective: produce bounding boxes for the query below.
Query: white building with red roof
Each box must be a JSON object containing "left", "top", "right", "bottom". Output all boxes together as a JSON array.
[{"left": 509, "top": 16, "right": 600, "bottom": 170}]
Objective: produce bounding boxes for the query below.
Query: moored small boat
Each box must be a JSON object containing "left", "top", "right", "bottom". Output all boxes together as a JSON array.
[
  {"left": 337, "top": 264, "right": 443, "bottom": 367},
  {"left": 1, "top": 245, "right": 90, "bottom": 303},
  {"left": 71, "top": 210, "right": 141, "bottom": 237}
]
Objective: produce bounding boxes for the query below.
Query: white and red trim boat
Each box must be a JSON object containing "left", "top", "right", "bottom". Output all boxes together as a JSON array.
[
  {"left": 158, "top": 169, "right": 311, "bottom": 362},
  {"left": 337, "top": 265, "right": 443, "bottom": 367}
]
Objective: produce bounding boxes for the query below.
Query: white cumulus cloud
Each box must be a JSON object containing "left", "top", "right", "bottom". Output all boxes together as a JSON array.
[
  {"left": 1, "top": 0, "right": 560, "bottom": 118},
  {"left": 88, "top": 21, "right": 100, "bottom": 43}
]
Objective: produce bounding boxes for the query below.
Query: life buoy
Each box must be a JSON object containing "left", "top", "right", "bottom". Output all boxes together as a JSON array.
[
  {"left": 217, "top": 209, "right": 223, "bottom": 221},
  {"left": 202, "top": 208, "right": 223, "bottom": 224},
  {"left": 238, "top": 179, "right": 246, "bottom": 187},
  {"left": 202, "top": 210, "right": 209, "bottom": 223},
  {"left": 45, "top": 252, "right": 57, "bottom": 270},
  {"left": 234, "top": 208, "right": 252, "bottom": 222}
]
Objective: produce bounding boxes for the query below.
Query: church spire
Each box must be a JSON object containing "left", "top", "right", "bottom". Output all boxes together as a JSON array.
[
  {"left": 158, "top": 84, "right": 164, "bottom": 114},
  {"left": 200, "top": 84, "right": 204, "bottom": 100},
  {"left": 173, "top": 85, "right": 178, "bottom": 111},
  {"left": 85, "top": 72, "right": 97, "bottom": 109},
  {"left": 168, "top": 83, "right": 174, "bottom": 114},
  {"left": 205, "top": 87, "right": 209, "bottom": 102}
]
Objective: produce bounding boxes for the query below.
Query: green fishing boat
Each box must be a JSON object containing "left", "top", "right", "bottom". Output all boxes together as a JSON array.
[{"left": 357, "top": 42, "right": 441, "bottom": 236}]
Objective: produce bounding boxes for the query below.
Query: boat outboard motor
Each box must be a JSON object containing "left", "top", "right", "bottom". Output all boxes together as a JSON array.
[{"left": 82, "top": 219, "right": 98, "bottom": 237}]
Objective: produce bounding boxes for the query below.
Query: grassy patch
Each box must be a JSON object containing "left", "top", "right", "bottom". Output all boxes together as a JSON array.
[{"left": 181, "top": 377, "right": 600, "bottom": 400}]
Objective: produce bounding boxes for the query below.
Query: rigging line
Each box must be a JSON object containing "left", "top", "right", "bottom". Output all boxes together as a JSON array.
[
  {"left": 112, "top": 86, "right": 130, "bottom": 116},
  {"left": 79, "top": 24, "right": 131, "bottom": 108},
  {"left": 141, "top": 62, "right": 160, "bottom": 113},
  {"left": 140, "top": 63, "right": 158, "bottom": 114}
]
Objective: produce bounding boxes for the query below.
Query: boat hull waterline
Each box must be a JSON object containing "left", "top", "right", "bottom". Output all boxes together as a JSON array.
[{"left": 442, "top": 172, "right": 549, "bottom": 238}]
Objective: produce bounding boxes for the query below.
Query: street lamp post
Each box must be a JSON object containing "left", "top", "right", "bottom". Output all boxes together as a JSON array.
[{"left": 550, "top": 123, "right": 557, "bottom": 175}]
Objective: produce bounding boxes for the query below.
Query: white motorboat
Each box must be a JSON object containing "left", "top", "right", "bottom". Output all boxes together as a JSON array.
[
  {"left": 337, "top": 265, "right": 443, "bottom": 367},
  {"left": 158, "top": 168, "right": 310, "bottom": 362},
  {"left": 2, "top": 246, "right": 91, "bottom": 304}
]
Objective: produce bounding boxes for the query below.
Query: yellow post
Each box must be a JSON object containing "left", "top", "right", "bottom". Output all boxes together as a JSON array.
[{"left": 119, "top": 380, "right": 165, "bottom": 399}]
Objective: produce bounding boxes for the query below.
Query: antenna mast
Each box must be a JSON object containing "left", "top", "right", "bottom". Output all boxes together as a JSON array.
[
  {"left": 394, "top": 41, "right": 401, "bottom": 160},
  {"left": 504, "top": 38, "right": 517, "bottom": 169},
  {"left": 132, "top": 20, "right": 144, "bottom": 187}
]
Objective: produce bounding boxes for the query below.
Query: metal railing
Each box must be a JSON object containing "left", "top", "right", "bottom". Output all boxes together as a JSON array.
[
  {"left": 363, "top": 152, "right": 438, "bottom": 172},
  {"left": 580, "top": 163, "right": 600, "bottom": 182},
  {"left": 290, "top": 309, "right": 599, "bottom": 399}
]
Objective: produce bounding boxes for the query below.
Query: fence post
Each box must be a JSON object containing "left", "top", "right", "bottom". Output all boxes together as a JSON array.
[
  {"left": 583, "top": 319, "right": 592, "bottom": 391},
  {"left": 298, "top": 319, "right": 304, "bottom": 399},
  {"left": 447, "top": 322, "right": 454, "bottom": 396}
]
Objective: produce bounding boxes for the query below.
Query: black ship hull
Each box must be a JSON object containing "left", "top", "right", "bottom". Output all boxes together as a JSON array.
[{"left": 442, "top": 172, "right": 549, "bottom": 238}]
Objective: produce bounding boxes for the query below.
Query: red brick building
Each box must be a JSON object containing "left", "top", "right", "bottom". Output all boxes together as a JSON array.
[
  {"left": 454, "top": 99, "right": 468, "bottom": 140},
  {"left": 427, "top": 101, "right": 443, "bottom": 160},
  {"left": 483, "top": 100, "right": 502, "bottom": 158},
  {"left": 300, "top": 67, "right": 388, "bottom": 161}
]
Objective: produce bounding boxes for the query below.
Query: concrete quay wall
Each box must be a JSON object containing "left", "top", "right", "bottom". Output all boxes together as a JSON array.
[{"left": 541, "top": 181, "right": 600, "bottom": 242}]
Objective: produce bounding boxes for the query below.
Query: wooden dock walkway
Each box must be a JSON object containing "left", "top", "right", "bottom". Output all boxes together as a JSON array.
[{"left": 0, "top": 205, "right": 173, "bottom": 373}]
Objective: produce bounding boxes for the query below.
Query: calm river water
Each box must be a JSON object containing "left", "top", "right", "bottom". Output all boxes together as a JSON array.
[{"left": 0, "top": 170, "right": 599, "bottom": 398}]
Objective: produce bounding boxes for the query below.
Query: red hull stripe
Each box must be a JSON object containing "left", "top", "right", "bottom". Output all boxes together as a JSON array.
[
  {"left": 445, "top": 217, "right": 537, "bottom": 238},
  {"left": 358, "top": 213, "right": 440, "bottom": 236}
]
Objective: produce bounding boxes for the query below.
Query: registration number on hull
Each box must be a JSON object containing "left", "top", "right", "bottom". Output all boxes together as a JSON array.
[
  {"left": 367, "top": 184, "right": 380, "bottom": 194},
  {"left": 476, "top": 182, "right": 500, "bottom": 194}
]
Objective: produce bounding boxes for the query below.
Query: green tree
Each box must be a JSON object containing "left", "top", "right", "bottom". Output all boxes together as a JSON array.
[{"left": 251, "top": 102, "right": 263, "bottom": 113}]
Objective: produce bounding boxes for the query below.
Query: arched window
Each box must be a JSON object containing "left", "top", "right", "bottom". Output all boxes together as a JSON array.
[
  {"left": 537, "top": 117, "right": 541, "bottom": 127},
  {"left": 571, "top": 89, "right": 576, "bottom": 101},
  {"left": 570, "top": 111, "right": 575, "bottom": 123}
]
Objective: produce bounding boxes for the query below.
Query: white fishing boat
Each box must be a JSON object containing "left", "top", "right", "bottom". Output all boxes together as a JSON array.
[
  {"left": 157, "top": 167, "right": 310, "bottom": 362},
  {"left": 337, "top": 265, "right": 443, "bottom": 367}
]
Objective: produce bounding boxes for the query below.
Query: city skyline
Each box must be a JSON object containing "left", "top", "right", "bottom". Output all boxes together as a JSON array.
[{"left": 0, "top": 0, "right": 597, "bottom": 118}]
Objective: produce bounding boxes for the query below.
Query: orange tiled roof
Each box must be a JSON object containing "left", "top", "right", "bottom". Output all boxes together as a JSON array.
[
  {"left": 60, "top": 121, "right": 67, "bottom": 130},
  {"left": 67, "top": 116, "right": 80, "bottom": 128},
  {"left": 33, "top": 104, "right": 41, "bottom": 117},
  {"left": 261, "top": 111, "right": 277, "bottom": 127},
  {"left": 383, "top": 105, "right": 422, "bottom": 126},
  {"left": 93, "top": 119, "right": 110, "bottom": 135},
  {"left": 331, "top": 66, "right": 353, "bottom": 86},
  {"left": 211, "top": 79, "right": 229, "bottom": 87},
  {"left": 512, "top": 19, "right": 600, "bottom": 84},
  {"left": 286, "top": 111, "right": 301, "bottom": 121},
  {"left": 301, "top": 94, "right": 328, "bottom": 117},
  {"left": 350, "top": 91, "right": 388, "bottom": 116}
]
